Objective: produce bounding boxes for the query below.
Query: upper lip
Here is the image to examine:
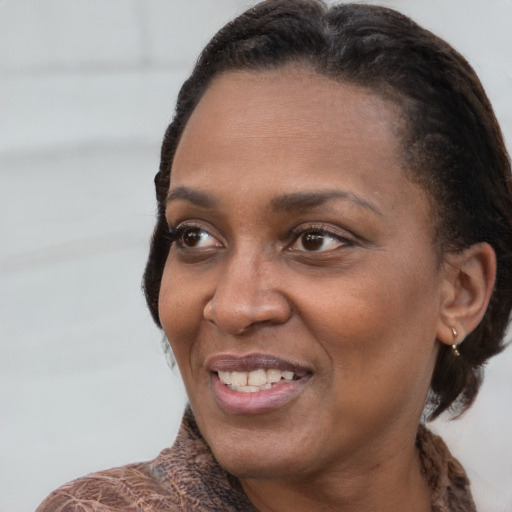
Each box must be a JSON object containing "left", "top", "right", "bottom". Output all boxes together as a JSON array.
[{"left": 206, "top": 353, "right": 312, "bottom": 375}]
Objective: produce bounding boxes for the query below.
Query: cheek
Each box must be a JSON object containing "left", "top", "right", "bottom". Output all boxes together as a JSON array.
[
  {"left": 158, "top": 264, "right": 204, "bottom": 365},
  {"left": 298, "top": 255, "right": 441, "bottom": 386},
  {"left": 303, "top": 266, "right": 435, "bottom": 340}
]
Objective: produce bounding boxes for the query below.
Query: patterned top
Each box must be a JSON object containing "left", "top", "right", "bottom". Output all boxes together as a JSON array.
[{"left": 37, "top": 408, "right": 476, "bottom": 511}]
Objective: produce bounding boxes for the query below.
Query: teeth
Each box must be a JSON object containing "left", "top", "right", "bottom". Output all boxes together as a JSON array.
[
  {"left": 237, "top": 385, "right": 263, "bottom": 393},
  {"left": 231, "top": 383, "right": 272, "bottom": 392},
  {"left": 267, "top": 369, "right": 282, "bottom": 383},
  {"left": 217, "top": 368, "right": 303, "bottom": 392},
  {"left": 231, "top": 371, "right": 248, "bottom": 387},
  {"left": 218, "top": 371, "right": 232, "bottom": 385},
  {"left": 248, "top": 369, "right": 267, "bottom": 386}
]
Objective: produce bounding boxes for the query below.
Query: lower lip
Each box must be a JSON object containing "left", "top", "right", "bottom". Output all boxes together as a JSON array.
[{"left": 210, "top": 373, "right": 311, "bottom": 415}]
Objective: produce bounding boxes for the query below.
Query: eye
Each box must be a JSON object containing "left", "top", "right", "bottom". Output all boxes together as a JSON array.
[
  {"left": 170, "top": 225, "right": 221, "bottom": 249},
  {"left": 290, "top": 227, "right": 351, "bottom": 252}
]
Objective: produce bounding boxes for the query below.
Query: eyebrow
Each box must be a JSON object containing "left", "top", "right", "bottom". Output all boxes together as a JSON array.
[
  {"left": 166, "top": 187, "right": 218, "bottom": 209},
  {"left": 270, "top": 190, "right": 382, "bottom": 216},
  {"left": 166, "top": 186, "right": 381, "bottom": 216}
]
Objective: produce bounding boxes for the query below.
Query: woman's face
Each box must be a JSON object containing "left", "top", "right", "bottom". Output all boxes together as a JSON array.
[{"left": 159, "top": 68, "right": 447, "bottom": 480}]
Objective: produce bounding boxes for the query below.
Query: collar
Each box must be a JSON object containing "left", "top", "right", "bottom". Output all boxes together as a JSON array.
[{"left": 153, "top": 408, "right": 476, "bottom": 511}]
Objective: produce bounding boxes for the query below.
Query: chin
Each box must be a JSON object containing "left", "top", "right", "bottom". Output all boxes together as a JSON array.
[
  {"left": 201, "top": 418, "right": 323, "bottom": 481},
  {"left": 213, "top": 444, "right": 305, "bottom": 481}
]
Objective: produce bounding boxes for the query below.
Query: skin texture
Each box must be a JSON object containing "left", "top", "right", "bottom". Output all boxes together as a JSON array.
[{"left": 158, "top": 67, "right": 494, "bottom": 512}]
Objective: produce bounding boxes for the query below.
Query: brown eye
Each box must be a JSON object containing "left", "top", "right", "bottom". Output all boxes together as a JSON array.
[
  {"left": 182, "top": 228, "right": 202, "bottom": 247},
  {"left": 175, "top": 227, "right": 220, "bottom": 249},
  {"left": 301, "top": 231, "right": 325, "bottom": 251},
  {"left": 290, "top": 227, "right": 349, "bottom": 253}
]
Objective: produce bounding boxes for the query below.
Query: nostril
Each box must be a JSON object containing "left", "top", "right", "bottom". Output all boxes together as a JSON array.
[
  {"left": 202, "top": 287, "right": 292, "bottom": 335},
  {"left": 203, "top": 300, "right": 215, "bottom": 322}
]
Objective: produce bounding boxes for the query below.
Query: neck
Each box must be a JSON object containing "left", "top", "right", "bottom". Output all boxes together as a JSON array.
[{"left": 240, "top": 425, "right": 431, "bottom": 512}]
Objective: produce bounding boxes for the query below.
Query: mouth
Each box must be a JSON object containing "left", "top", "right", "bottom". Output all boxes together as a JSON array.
[
  {"left": 217, "top": 368, "right": 306, "bottom": 392},
  {"left": 207, "top": 354, "right": 312, "bottom": 414}
]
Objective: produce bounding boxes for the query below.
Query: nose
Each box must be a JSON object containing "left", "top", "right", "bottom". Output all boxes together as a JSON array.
[{"left": 203, "top": 251, "right": 292, "bottom": 335}]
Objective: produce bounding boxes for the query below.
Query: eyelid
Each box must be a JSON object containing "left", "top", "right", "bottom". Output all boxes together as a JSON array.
[
  {"left": 289, "top": 223, "right": 355, "bottom": 251},
  {"left": 168, "top": 219, "right": 216, "bottom": 235},
  {"left": 168, "top": 220, "right": 224, "bottom": 248},
  {"left": 291, "top": 222, "right": 354, "bottom": 238},
  {"left": 166, "top": 219, "right": 357, "bottom": 253}
]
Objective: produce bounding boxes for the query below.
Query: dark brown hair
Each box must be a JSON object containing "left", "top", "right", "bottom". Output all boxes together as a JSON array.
[{"left": 143, "top": 0, "right": 512, "bottom": 419}]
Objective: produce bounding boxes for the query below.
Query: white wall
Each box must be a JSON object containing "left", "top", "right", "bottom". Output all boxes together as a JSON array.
[{"left": 1, "top": 1, "right": 510, "bottom": 511}]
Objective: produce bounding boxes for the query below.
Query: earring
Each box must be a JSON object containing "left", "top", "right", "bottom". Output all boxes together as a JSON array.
[{"left": 451, "top": 326, "right": 460, "bottom": 357}]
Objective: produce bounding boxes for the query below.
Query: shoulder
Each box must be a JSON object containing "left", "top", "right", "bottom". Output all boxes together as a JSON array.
[
  {"left": 36, "top": 457, "right": 187, "bottom": 512},
  {"left": 37, "top": 408, "right": 256, "bottom": 512}
]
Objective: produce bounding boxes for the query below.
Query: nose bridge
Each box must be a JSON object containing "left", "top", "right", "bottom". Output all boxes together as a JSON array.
[{"left": 205, "top": 244, "right": 290, "bottom": 334}]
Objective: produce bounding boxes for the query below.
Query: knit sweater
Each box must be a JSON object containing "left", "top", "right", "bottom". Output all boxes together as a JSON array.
[{"left": 37, "top": 408, "right": 476, "bottom": 511}]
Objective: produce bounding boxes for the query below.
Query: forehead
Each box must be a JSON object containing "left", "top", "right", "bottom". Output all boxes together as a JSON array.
[
  {"left": 173, "top": 67, "right": 404, "bottom": 173},
  {"left": 181, "top": 67, "right": 402, "bottom": 153},
  {"left": 171, "top": 67, "right": 408, "bottom": 201}
]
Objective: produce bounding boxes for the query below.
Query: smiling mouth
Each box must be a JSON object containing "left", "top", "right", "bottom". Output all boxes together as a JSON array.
[
  {"left": 216, "top": 368, "right": 307, "bottom": 393},
  {"left": 207, "top": 353, "right": 313, "bottom": 413}
]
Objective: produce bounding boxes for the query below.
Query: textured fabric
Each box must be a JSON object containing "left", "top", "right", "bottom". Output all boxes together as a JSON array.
[
  {"left": 37, "top": 409, "right": 475, "bottom": 512},
  {"left": 417, "top": 425, "right": 477, "bottom": 512}
]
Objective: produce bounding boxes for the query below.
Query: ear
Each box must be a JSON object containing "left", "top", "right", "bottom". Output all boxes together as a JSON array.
[{"left": 436, "top": 242, "right": 496, "bottom": 347}]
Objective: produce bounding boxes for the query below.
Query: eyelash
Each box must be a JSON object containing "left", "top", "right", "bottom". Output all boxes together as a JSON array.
[
  {"left": 168, "top": 222, "right": 221, "bottom": 249},
  {"left": 167, "top": 221, "right": 354, "bottom": 254},
  {"left": 289, "top": 224, "right": 354, "bottom": 253}
]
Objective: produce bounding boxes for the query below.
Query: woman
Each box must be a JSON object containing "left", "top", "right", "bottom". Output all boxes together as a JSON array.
[{"left": 38, "top": 1, "right": 512, "bottom": 511}]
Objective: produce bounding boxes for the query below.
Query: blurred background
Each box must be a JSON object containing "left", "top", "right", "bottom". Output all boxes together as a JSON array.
[{"left": 1, "top": 1, "right": 511, "bottom": 511}]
